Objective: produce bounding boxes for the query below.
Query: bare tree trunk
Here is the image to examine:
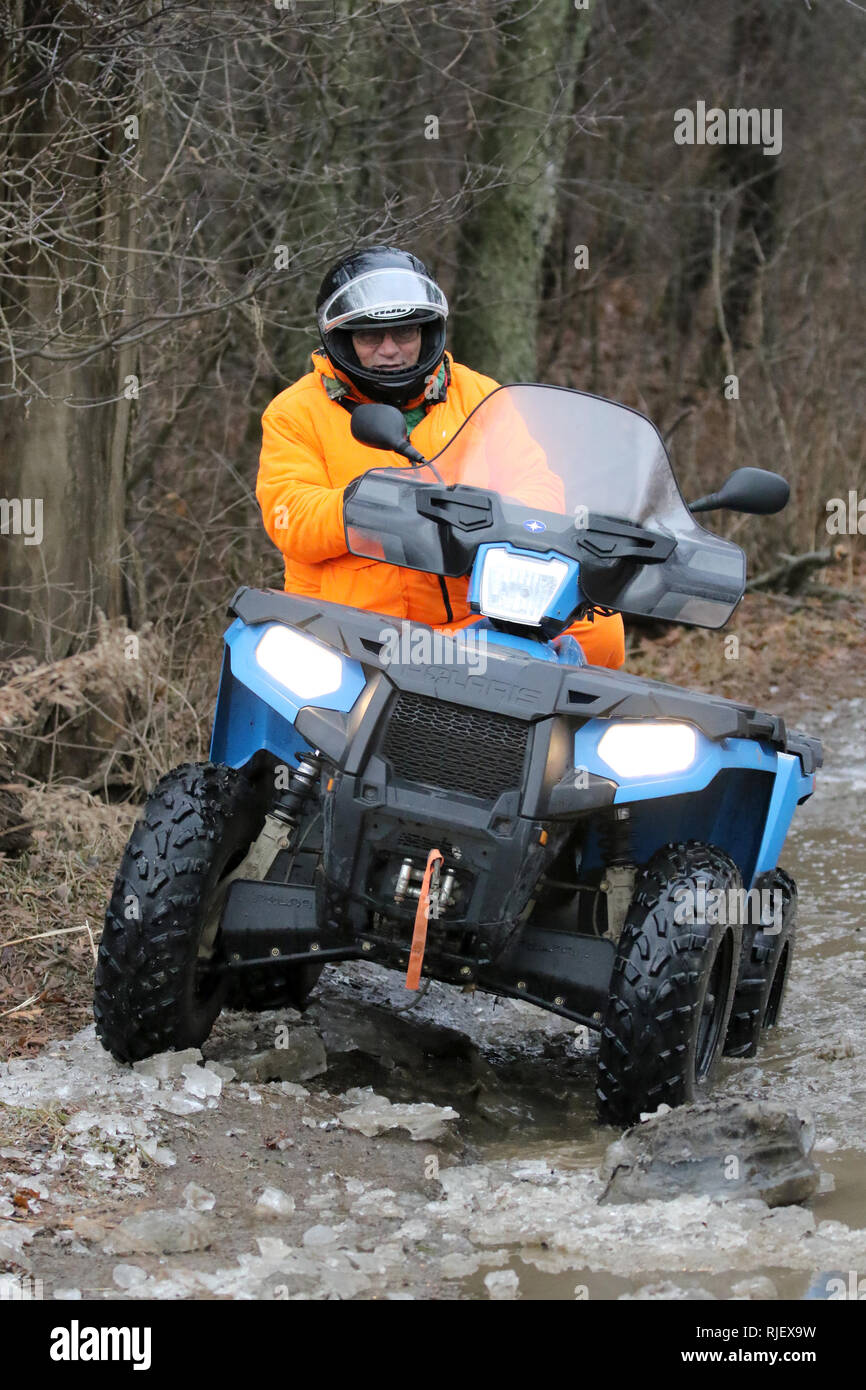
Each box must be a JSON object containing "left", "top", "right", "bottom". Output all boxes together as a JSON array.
[
  {"left": 452, "top": 0, "right": 593, "bottom": 381},
  {"left": 0, "top": 4, "right": 140, "bottom": 661}
]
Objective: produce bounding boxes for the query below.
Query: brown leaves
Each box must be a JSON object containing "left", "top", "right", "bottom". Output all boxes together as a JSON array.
[{"left": 11, "top": 1188, "right": 39, "bottom": 1212}]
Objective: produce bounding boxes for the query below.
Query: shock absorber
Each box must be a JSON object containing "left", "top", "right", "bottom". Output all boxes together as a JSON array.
[
  {"left": 599, "top": 807, "right": 636, "bottom": 942},
  {"left": 600, "top": 806, "right": 634, "bottom": 866},
  {"left": 271, "top": 749, "right": 326, "bottom": 838},
  {"left": 212, "top": 749, "right": 327, "bottom": 889}
]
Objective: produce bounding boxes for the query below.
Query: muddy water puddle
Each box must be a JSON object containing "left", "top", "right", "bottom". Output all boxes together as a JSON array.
[
  {"left": 459, "top": 1262, "right": 822, "bottom": 1302},
  {"left": 308, "top": 698, "right": 866, "bottom": 1297}
]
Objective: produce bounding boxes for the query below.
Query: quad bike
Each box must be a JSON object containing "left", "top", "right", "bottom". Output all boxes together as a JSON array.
[{"left": 94, "top": 385, "right": 821, "bottom": 1124}]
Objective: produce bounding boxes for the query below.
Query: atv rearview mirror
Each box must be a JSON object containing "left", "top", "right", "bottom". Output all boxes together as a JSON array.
[
  {"left": 350, "top": 403, "right": 427, "bottom": 465},
  {"left": 689, "top": 467, "right": 789, "bottom": 516}
]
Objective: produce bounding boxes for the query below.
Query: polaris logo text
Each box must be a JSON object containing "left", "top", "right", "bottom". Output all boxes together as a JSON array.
[
  {"left": 674, "top": 102, "right": 782, "bottom": 157},
  {"left": 378, "top": 620, "right": 489, "bottom": 675},
  {"left": 673, "top": 885, "right": 783, "bottom": 932},
  {"left": 50, "top": 1320, "right": 152, "bottom": 1370}
]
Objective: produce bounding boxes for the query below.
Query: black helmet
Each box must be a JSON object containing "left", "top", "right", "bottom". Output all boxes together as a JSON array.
[{"left": 315, "top": 246, "right": 448, "bottom": 408}]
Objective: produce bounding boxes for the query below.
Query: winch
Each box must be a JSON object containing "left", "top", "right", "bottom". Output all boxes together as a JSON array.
[{"left": 393, "top": 854, "right": 458, "bottom": 911}]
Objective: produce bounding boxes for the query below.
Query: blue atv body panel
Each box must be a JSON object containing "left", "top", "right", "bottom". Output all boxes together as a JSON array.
[
  {"left": 574, "top": 721, "right": 813, "bottom": 885},
  {"left": 209, "top": 618, "right": 365, "bottom": 770},
  {"left": 210, "top": 591, "right": 818, "bottom": 893}
]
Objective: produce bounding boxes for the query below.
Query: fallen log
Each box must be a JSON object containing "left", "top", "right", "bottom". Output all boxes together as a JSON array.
[
  {"left": 746, "top": 545, "right": 846, "bottom": 596},
  {"left": 800, "top": 581, "right": 860, "bottom": 602},
  {"left": 0, "top": 614, "right": 166, "bottom": 791}
]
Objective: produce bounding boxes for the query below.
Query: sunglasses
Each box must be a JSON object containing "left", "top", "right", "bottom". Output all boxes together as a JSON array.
[{"left": 351, "top": 325, "right": 421, "bottom": 347}]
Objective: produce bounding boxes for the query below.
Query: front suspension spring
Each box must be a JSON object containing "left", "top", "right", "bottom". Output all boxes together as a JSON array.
[
  {"left": 271, "top": 748, "right": 325, "bottom": 831},
  {"left": 599, "top": 805, "right": 634, "bottom": 866}
]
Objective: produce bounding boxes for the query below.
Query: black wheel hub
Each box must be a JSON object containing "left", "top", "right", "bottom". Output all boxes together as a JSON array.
[{"left": 695, "top": 927, "right": 735, "bottom": 1081}]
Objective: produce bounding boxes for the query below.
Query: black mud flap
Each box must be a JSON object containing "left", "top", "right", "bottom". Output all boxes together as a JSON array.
[
  {"left": 478, "top": 926, "right": 615, "bottom": 1029},
  {"left": 219, "top": 880, "right": 358, "bottom": 969}
]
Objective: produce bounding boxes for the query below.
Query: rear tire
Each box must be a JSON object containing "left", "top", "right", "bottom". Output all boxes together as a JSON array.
[
  {"left": 596, "top": 841, "right": 743, "bottom": 1126},
  {"left": 724, "top": 868, "right": 796, "bottom": 1058}
]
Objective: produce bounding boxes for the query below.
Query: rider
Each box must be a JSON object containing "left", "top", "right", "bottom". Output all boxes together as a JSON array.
[{"left": 256, "top": 246, "right": 625, "bottom": 668}]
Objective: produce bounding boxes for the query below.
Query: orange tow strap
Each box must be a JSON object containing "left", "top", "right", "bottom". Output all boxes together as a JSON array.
[{"left": 406, "top": 848, "right": 444, "bottom": 991}]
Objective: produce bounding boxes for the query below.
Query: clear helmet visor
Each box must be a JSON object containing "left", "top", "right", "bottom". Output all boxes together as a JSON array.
[{"left": 318, "top": 269, "right": 448, "bottom": 332}]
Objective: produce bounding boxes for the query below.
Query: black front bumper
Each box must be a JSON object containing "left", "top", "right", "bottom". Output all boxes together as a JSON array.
[{"left": 219, "top": 878, "right": 617, "bottom": 1028}]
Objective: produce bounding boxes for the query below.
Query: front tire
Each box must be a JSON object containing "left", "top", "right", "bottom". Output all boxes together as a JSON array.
[
  {"left": 94, "top": 762, "right": 267, "bottom": 1062},
  {"left": 596, "top": 841, "right": 743, "bottom": 1126}
]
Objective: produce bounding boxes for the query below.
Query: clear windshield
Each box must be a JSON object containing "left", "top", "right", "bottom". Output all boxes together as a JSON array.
[{"left": 351, "top": 386, "right": 746, "bottom": 627}]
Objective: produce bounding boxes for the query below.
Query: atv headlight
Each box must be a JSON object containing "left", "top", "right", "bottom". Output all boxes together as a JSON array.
[
  {"left": 254, "top": 625, "right": 344, "bottom": 699},
  {"left": 597, "top": 721, "right": 698, "bottom": 777},
  {"left": 479, "top": 548, "right": 569, "bottom": 626}
]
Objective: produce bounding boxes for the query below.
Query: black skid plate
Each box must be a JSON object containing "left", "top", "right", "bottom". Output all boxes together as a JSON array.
[
  {"left": 219, "top": 877, "right": 615, "bottom": 1027},
  {"left": 219, "top": 880, "right": 357, "bottom": 969},
  {"left": 479, "top": 926, "right": 615, "bottom": 1027}
]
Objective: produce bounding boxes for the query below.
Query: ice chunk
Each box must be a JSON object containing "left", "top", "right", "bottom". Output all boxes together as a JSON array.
[
  {"left": 65, "top": 1111, "right": 147, "bottom": 1138},
  {"left": 621, "top": 1282, "right": 717, "bottom": 1301},
  {"left": 305, "top": 1192, "right": 337, "bottom": 1210},
  {"left": 255, "top": 1236, "right": 293, "bottom": 1262},
  {"left": 158, "top": 1092, "right": 204, "bottom": 1116},
  {"left": 302, "top": 1224, "right": 339, "bottom": 1248},
  {"left": 338, "top": 1089, "right": 458, "bottom": 1142},
  {"left": 132, "top": 1047, "right": 203, "bottom": 1080},
  {"left": 82, "top": 1150, "right": 115, "bottom": 1171},
  {"left": 182, "top": 1063, "right": 223, "bottom": 1099},
  {"left": 396, "top": 1220, "right": 429, "bottom": 1241},
  {"left": 484, "top": 1269, "right": 520, "bottom": 1300},
  {"left": 730, "top": 1276, "right": 778, "bottom": 1300},
  {"left": 233, "top": 1030, "right": 327, "bottom": 1084},
  {"left": 103, "top": 1208, "right": 214, "bottom": 1256},
  {"left": 256, "top": 1187, "right": 296, "bottom": 1219},
  {"left": 0, "top": 1224, "right": 35, "bottom": 1262},
  {"left": 134, "top": 1074, "right": 160, "bottom": 1093},
  {"left": 319, "top": 1267, "right": 372, "bottom": 1298},
  {"left": 139, "top": 1138, "right": 176, "bottom": 1167},
  {"left": 203, "top": 1061, "right": 236, "bottom": 1083},
  {"left": 183, "top": 1183, "right": 216, "bottom": 1212},
  {"left": 599, "top": 1099, "right": 819, "bottom": 1207},
  {"left": 113, "top": 1264, "right": 148, "bottom": 1289},
  {"left": 276, "top": 1082, "right": 309, "bottom": 1099}
]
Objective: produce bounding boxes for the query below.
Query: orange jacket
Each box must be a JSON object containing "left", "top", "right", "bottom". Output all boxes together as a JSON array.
[{"left": 257, "top": 350, "right": 625, "bottom": 668}]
